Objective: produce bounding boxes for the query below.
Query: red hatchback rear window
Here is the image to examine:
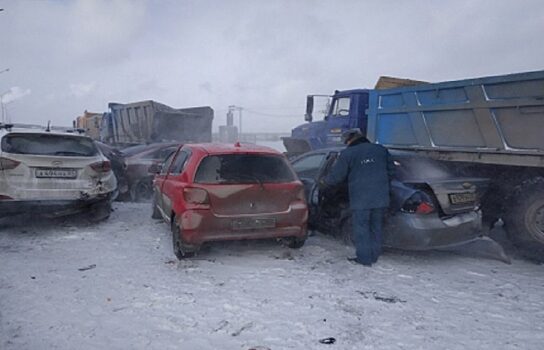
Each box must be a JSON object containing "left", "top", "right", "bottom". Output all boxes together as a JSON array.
[{"left": 194, "top": 154, "right": 295, "bottom": 184}]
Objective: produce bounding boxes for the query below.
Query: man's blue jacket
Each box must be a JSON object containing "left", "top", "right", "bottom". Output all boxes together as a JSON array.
[{"left": 324, "top": 138, "right": 395, "bottom": 210}]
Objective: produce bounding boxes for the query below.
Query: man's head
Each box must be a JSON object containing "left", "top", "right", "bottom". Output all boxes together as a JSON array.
[{"left": 341, "top": 128, "right": 364, "bottom": 144}]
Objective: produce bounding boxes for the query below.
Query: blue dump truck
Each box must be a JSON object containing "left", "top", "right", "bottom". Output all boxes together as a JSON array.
[{"left": 284, "top": 70, "right": 544, "bottom": 257}]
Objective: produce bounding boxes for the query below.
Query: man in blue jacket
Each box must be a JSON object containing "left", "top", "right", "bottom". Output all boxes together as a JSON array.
[{"left": 323, "top": 128, "right": 395, "bottom": 266}]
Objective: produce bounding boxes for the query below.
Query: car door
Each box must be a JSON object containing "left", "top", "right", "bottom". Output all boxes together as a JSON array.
[
  {"left": 311, "top": 151, "right": 344, "bottom": 223},
  {"left": 291, "top": 152, "right": 330, "bottom": 226},
  {"left": 154, "top": 151, "right": 176, "bottom": 218},
  {"left": 160, "top": 149, "right": 191, "bottom": 217},
  {"left": 291, "top": 152, "right": 328, "bottom": 198}
]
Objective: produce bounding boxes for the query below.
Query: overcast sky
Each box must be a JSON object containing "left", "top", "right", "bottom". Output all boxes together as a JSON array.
[{"left": 1, "top": 0, "right": 543, "bottom": 132}]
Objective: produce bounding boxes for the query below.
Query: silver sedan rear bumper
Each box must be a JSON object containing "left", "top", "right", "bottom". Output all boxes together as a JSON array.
[{"left": 384, "top": 210, "right": 483, "bottom": 250}]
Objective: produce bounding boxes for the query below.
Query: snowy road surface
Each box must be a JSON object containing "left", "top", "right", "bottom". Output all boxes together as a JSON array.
[{"left": 1, "top": 203, "right": 543, "bottom": 350}]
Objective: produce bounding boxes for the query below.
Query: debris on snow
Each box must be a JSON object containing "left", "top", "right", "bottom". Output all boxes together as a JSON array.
[
  {"left": 231, "top": 322, "right": 255, "bottom": 337},
  {"left": 77, "top": 264, "right": 96, "bottom": 271},
  {"left": 319, "top": 337, "right": 336, "bottom": 344},
  {"left": 356, "top": 290, "right": 407, "bottom": 304}
]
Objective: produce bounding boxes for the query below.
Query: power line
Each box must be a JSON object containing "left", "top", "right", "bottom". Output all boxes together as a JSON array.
[
  {"left": 243, "top": 105, "right": 303, "bottom": 110},
  {"left": 241, "top": 107, "right": 300, "bottom": 118}
]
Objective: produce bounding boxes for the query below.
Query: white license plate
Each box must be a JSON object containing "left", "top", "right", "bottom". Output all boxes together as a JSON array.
[
  {"left": 231, "top": 218, "right": 276, "bottom": 230},
  {"left": 35, "top": 168, "right": 78, "bottom": 179},
  {"left": 449, "top": 192, "right": 476, "bottom": 204}
]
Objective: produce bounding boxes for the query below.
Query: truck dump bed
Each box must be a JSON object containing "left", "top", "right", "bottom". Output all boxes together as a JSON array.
[
  {"left": 103, "top": 101, "right": 213, "bottom": 146},
  {"left": 367, "top": 70, "right": 544, "bottom": 167}
]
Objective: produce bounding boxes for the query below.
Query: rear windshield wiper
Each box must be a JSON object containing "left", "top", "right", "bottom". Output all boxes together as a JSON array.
[
  {"left": 226, "top": 174, "right": 265, "bottom": 189},
  {"left": 54, "top": 151, "right": 89, "bottom": 156}
]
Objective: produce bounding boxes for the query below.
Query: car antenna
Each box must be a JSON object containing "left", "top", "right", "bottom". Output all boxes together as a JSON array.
[{"left": 45, "top": 120, "right": 51, "bottom": 132}]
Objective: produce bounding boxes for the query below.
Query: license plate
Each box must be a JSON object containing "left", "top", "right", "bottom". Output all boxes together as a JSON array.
[
  {"left": 449, "top": 192, "right": 476, "bottom": 204},
  {"left": 35, "top": 168, "right": 78, "bottom": 179},
  {"left": 231, "top": 218, "right": 276, "bottom": 230}
]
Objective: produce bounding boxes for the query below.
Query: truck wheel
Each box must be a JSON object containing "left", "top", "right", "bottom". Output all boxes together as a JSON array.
[
  {"left": 504, "top": 177, "right": 544, "bottom": 260},
  {"left": 171, "top": 216, "right": 195, "bottom": 260}
]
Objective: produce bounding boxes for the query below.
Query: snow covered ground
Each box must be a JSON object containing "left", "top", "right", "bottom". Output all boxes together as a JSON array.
[{"left": 1, "top": 203, "right": 543, "bottom": 350}]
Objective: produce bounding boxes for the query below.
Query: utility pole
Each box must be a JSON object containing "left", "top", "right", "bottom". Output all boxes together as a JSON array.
[
  {"left": 0, "top": 90, "right": 8, "bottom": 123},
  {"left": 0, "top": 70, "right": 10, "bottom": 121},
  {"left": 1, "top": 90, "right": 14, "bottom": 123},
  {"left": 0, "top": 101, "right": 9, "bottom": 124},
  {"left": 228, "top": 105, "right": 243, "bottom": 139}
]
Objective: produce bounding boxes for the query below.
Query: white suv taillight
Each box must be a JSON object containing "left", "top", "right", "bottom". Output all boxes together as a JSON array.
[
  {"left": 0, "top": 157, "right": 21, "bottom": 170},
  {"left": 90, "top": 160, "right": 112, "bottom": 173}
]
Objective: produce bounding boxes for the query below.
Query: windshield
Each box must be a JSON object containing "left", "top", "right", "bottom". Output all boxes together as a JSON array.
[
  {"left": 1, "top": 133, "right": 98, "bottom": 157},
  {"left": 329, "top": 96, "right": 351, "bottom": 117},
  {"left": 194, "top": 154, "right": 296, "bottom": 184}
]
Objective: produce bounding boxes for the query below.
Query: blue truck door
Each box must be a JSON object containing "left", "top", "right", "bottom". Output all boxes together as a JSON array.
[
  {"left": 325, "top": 94, "right": 352, "bottom": 146},
  {"left": 325, "top": 91, "right": 369, "bottom": 145}
]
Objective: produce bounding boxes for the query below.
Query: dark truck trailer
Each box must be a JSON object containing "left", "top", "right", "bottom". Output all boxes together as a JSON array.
[
  {"left": 366, "top": 70, "right": 544, "bottom": 257},
  {"left": 101, "top": 100, "right": 213, "bottom": 146}
]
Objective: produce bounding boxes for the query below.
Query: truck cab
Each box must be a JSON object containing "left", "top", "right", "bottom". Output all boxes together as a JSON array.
[{"left": 283, "top": 90, "right": 369, "bottom": 156}]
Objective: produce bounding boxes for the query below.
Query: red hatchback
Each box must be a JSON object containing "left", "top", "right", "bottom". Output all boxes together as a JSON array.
[{"left": 151, "top": 143, "right": 308, "bottom": 259}]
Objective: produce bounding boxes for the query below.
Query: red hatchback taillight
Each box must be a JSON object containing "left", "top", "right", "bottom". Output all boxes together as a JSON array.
[
  {"left": 183, "top": 187, "right": 210, "bottom": 206},
  {"left": 90, "top": 160, "right": 112, "bottom": 173},
  {"left": 294, "top": 186, "right": 306, "bottom": 202},
  {"left": 0, "top": 157, "right": 21, "bottom": 170}
]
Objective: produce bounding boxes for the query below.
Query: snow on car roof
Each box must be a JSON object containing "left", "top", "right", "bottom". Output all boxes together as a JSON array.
[
  {"left": 0, "top": 126, "right": 90, "bottom": 138},
  {"left": 188, "top": 142, "right": 283, "bottom": 155}
]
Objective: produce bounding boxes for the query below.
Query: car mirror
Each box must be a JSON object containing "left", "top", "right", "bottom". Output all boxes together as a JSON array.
[{"left": 148, "top": 163, "right": 162, "bottom": 174}]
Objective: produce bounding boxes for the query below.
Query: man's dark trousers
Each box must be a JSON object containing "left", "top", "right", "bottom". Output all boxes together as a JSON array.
[{"left": 352, "top": 208, "right": 385, "bottom": 265}]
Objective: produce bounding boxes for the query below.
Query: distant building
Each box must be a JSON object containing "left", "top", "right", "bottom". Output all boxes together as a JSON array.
[{"left": 74, "top": 111, "right": 103, "bottom": 140}]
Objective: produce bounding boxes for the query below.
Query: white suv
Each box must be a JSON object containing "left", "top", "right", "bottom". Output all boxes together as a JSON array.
[{"left": 0, "top": 124, "right": 117, "bottom": 220}]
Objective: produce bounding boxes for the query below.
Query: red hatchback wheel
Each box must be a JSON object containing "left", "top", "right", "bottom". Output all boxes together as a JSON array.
[{"left": 171, "top": 216, "right": 195, "bottom": 259}]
